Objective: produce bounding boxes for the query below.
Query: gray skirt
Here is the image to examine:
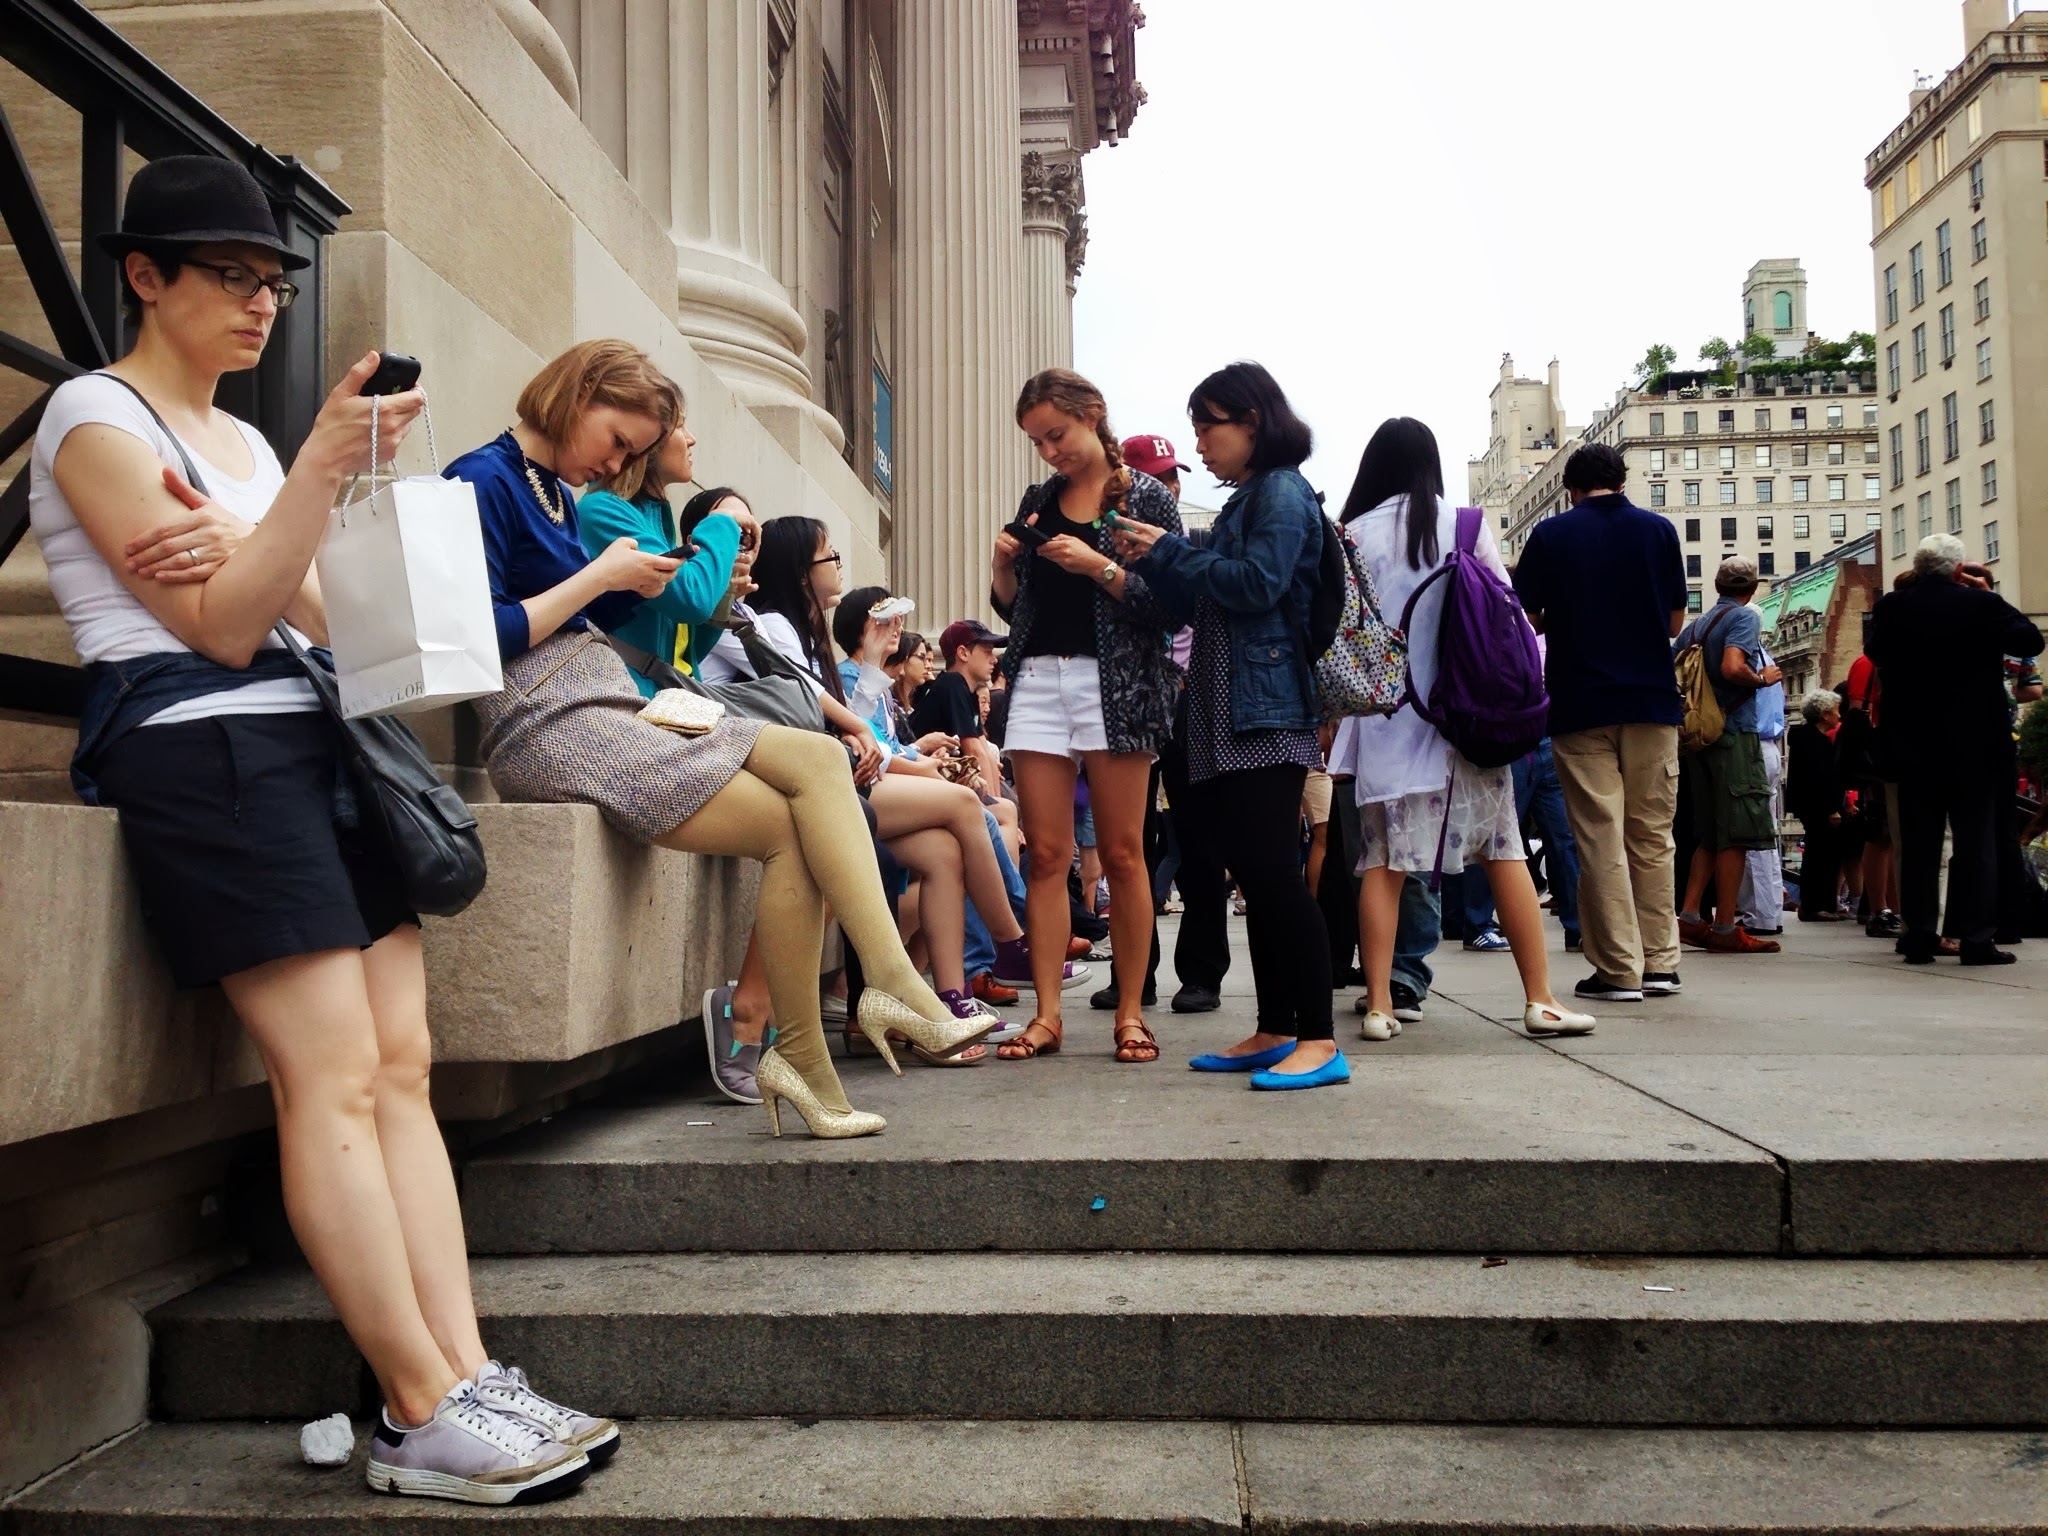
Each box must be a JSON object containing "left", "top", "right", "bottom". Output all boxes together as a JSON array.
[{"left": 473, "top": 629, "right": 765, "bottom": 844}]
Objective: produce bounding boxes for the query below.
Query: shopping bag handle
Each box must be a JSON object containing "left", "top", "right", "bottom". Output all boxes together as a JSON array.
[{"left": 339, "top": 389, "right": 440, "bottom": 526}]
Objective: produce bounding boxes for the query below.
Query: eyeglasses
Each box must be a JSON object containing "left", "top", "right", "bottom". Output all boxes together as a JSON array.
[
  {"left": 183, "top": 259, "right": 299, "bottom": 309},
  {"left": 811, "top": 551, "right": 843, "bottom": 569}
]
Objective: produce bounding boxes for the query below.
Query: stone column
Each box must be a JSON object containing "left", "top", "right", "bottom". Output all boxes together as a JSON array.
[
  {"left": 895, "top": 0, "right": 1025, "bottom": 622},
  {"left": 668, "top": 0, "right": 842, "bottom": 448},
  {"left": 1020, "top": 152, "right": 1080, "bottom": 374}
]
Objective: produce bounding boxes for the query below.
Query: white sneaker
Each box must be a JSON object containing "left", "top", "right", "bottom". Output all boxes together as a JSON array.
[
  {"left": 475, "top": 1361, "right": 619, "bottom": 1464},
  {"left": 365, "top": 1380, "right": 589, "bottom": 1505}
]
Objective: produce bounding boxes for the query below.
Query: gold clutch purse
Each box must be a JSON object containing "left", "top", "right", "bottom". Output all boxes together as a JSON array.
[{"left": 638, "top": 688, "right": 727, "bottom": 736}]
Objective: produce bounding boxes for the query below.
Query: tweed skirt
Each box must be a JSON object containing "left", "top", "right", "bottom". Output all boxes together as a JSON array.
[{"left": 473, "top": 629, "right": 765, "bottom": 844}]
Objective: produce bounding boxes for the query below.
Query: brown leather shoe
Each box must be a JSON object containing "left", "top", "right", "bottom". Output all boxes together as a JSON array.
[{"left": 1701, "top": 926, "right": 1781, "bottom": 954}]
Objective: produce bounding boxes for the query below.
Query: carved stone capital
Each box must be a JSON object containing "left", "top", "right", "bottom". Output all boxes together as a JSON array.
[{"left": 1021, "top": 151, "right": 1084, "bottom": 222}]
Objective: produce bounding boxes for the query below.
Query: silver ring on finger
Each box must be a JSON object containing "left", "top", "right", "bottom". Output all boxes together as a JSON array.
[{"left": 183, "top": 548, "right": 198, "bottom": 566}]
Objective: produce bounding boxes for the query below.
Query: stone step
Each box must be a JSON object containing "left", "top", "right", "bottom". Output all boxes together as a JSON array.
[
  {"left": 459, "top": 1053, "right": 1791, "bottom": 1255},
  {"left": 12, "top": 1420, "right": 2047, "bottom": 1534},
  {"left": 146, "top": 1252, "right": 2048, "bottom": 1427}
]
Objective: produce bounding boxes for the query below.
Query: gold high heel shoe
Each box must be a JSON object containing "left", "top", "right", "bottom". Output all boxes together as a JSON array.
[
  {"left": 757, "top": 1049, "right": 886, "bottom": 1140},
  {"left": 854, "top": 990, "right": 994, "bottom": 1077}
]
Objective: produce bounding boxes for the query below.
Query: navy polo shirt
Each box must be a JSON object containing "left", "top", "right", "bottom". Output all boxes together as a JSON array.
[{"left": 1511, "top": 493, "right": 1687, "bottom": 737}]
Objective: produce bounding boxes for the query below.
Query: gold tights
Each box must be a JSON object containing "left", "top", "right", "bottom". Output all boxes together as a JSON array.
[{"left": 657, "top": 724, "right": 946, "bottom": 1112}]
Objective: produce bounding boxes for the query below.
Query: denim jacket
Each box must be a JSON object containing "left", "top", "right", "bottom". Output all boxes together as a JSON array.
[
  {"left": 1132, "top": 467, "right": 1322, "bottom": 734},
  {"left": 70, "top": 648, "right": 309, "bottom": 804}
]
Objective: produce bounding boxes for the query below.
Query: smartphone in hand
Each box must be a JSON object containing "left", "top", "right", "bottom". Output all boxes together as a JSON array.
[
  {"left": 359, "top": 352, "right": 422, "bottom": 396},
  {"left": 1005, "top": 518, "right": 1051, "bottom": 550}
]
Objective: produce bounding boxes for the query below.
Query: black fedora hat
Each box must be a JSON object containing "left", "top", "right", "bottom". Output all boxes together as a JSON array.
[{"left": 97, "top": 155, "right": 309, "bottom": 270}]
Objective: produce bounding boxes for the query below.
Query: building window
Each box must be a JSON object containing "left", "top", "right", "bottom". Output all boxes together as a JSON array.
[
  {"left": 1650, "top": 448, "right": 1666, "bottom": 472},
  {"left": 1718, "top": 480, "right": 1738, "bottom": 505},
  {"left": 1982, "top": 459, "right": 1998, "bottom": 502},
  {"left": 1687, "top": 589, "right": 1704, "bottom": 614},
  {"left": 1974, "top": 277, "right": 1991, "bottom": 323},
  {"left": 1914, "top": 409, "right": 1931, "bottom": 476},
  {"left": 1790, "top": 442, "right": 1810, "bottom": 467},
  {"left": 1889, "top": 424, "right": 1904, "bottom": 486},
  {"left": 1682, "top": 410, "right": 1699, "bottom": 434},
  {"left": 1772, "top": 290, "right": 1793, "bottom": 329},
  {"left": 1793, "top": 513, "right": 1811, "bottom": 539},
  {"left": 1881, "top": 178, "right": 1896, "bottom": 225},
  {"left": 1685, "top": 553, "right": 1701, "bottom": 578},
  {"left": 1967, "top": 98, "right": 1983, "bottom": 143},
  {"left": 1945, "top": 478, "right": 1963, "bottom": 534},
  {"left": 1942, "top": 393, "right": 1960, "bottom": 460},
  {"left": 1827, "top": 476, "right": 1848, "bottom": 502},
  {"left": 1886, "top": 341, "right": 1901, "bottom": 393},
  {"left": 1984, "top": 520, "right": 1999, "bottom": 561},
  {"left": 1754, "top": 408, "right": 1771, "bottom": 431},
  {"left": 1795, "top": 550, "right": 1812, "bottom": 570},
  {"left": 1909, "top": 243, "right": 1925, "bottom": 306},
  {"left": 1717, "top": 409, "right": 1736, "bottom": 433},
  {"left": 1649, "top": 411, "right": 1665, "bottom": 435},
  {"left": 1756, "top": 478, "right": 1774, "bottom": 503},
  {"left": 1866, "top": 510, "right": 1883, "bottom": 531},
  {"left": 1890, "top": 503, "right": 1905, "bottom": 552},
  {"left": 1683, "top": 446, "right": 1700, "bottom": 470},
  {"left": 1829, "top": 511, "right": 1847, "bottom": 541},
  {"left": 1720, "top": 516, "right": 1738, "bottom": 541},
  {"left": 1977, "top": 337, "right": 1992, "bottom": 380},
  {"left": 1936, "top": 221, "right": 1953, "bottom": 287},
  {"left": 1980, "top": 398, "right": 1995, "bottom": 443},
  {"left": 1791, "top": 406, "right": 1807, "bottom": 428},
  {"left": 1971, "top": 218, "right": 1987, "bottom": 262},
  {"left": 1917, "top": 492, "right": 1933, "bottom": 538},
  {"left": 1912, "top": 323, "right": 1928, "bottom": 377},
  {"left": 1684, "top": 482, "right": 1701, "bottom": 506},
  {"left": 1718, "top": 445, "right": 1736, "bottom": 471},
  {"left": 1651, "top": 482, "right": 1668, "bottom": 508},
  {"left": 1758, "top": 551, "right": 1776, "bottom": 577},
  {"left": 1792, "top": 477, "right": 1811, "bottom": 502},
  {"left": 1863, "top": 473, "right": 1882, "bottom": 500},
  {"left": 1865, "top": 438, "right": 1881, "bottom": 464},
  {"left": 1754, "top": 444, "right": 1772, "bottom": 468},
  {"left": 1827, "top": 441, "right": 1846, "bottom": 465},
  {"left": 1864, "top": 402, "right": 1879, "bottom": 428},
  {"left": 1883, "top": 264, "right": 1899, "bottom": 325},
  {"left": 1939, "top": 304, "right": 1957, "bottom": 366},
  {"left": 1684, "top": 517, "right": 1699, "bottom": 541},
  {"left": 1906, "top": 155, "right": 1922, "bottom": 205},
  {"left": 1756, "top": 515, "right": 1774, "bottom": 542},
  {"left": 1969, "top": 156, "right": 1985, "bottom": 200}
]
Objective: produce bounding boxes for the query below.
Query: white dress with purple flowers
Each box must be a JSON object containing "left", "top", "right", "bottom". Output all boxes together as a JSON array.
[{"left": 1328, "top": 493, "right": 1524, "bottom": 875}]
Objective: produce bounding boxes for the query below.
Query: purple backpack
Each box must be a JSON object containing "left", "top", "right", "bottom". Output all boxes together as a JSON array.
[{"left": 1398, "top": 506, "right": 1549, "bottom": 770}]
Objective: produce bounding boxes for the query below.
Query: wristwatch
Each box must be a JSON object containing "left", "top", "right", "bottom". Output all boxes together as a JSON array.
[{"left": 1097, "top": 562, "right": 1119, "bottom": 585}]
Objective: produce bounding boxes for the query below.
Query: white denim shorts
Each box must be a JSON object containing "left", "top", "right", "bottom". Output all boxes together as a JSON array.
[{"left": 1005, "top": 654, "right": 1110, "bottom": 761}]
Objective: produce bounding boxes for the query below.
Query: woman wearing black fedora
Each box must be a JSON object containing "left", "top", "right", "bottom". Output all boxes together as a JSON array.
[{"left": 30, "top": 156, "right": 601, "bottom": 1505}]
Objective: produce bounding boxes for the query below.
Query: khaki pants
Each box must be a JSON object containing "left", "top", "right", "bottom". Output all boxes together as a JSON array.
[{"left": 1551, "top": 723, "right": 1681, "bottom": 985}]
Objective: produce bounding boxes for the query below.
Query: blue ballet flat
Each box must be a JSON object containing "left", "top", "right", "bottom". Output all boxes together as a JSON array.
[
  {"left": 1189, "top": 1041, "right": 1296, "bottom": 1073},
  {"left": 1250, "top": 1052, "right": 1352, "bottom": 1091}
]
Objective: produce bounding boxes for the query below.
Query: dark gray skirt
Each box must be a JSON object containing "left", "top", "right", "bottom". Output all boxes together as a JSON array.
[{"left": 472, "top": 630, "right": 764, "bottom": 844}]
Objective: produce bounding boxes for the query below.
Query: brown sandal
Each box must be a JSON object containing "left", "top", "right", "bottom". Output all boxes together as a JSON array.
[
  {"left": 1112, "top": 1019, "right": 1160, "bottom": 1064},
  {"left": 998, "top": 1019, "right": 1063, "bottom": 1061}
]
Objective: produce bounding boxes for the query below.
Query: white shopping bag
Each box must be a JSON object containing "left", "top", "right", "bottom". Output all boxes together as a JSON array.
[{"left": 316, "top": 397, "right": 502, "bottom": 718}]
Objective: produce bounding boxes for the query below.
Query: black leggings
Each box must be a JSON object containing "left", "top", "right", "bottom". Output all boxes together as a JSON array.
[{"left": 1178, "top": 762, "right": 1333, "bottom": 1041}]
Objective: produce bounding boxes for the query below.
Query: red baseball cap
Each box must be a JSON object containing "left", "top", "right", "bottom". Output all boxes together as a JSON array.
[
  {"left": 1120, "top": 434, "right": 1189, "bottom": 479},
  {"left": 939, "top": 619, "right": 1009, "bottom": 661}
]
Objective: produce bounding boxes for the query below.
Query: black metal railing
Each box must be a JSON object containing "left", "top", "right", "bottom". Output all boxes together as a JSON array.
[{"left": 0, "top": 0, "right": 348, "bottom": 723}]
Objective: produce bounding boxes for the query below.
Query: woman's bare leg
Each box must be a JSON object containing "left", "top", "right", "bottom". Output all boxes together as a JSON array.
[
  {"left": 1485, "top": 855, "right": 1559, "bottom": 1007},
  {"left": 887, "top": 826, "right": 968, "bottom": 993},
  {"left": 1009, "top": 751, "right": 1080, "bottom": 1026},
  {"left": 872, "top": 775, "right": 1023, "bottom": 943},
  {"left": 359, "top": 925, "right": 488, "bottom": 1380},
  {"left": 729, "top": 932, "right": 771, "bottom": 1046},
  {"left": 1081, "top": 750, "right": 1156, "bottom": 1025},
  {"left": 1358, "top": 865, "right": 1405, "bottom": 1019},
  {"left": 222, "top": 949, "right": 459, "bottom": 1427}
]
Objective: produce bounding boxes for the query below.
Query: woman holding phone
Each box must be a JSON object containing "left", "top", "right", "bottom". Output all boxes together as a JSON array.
[
  {"left": 995, "top": 368, "right": 1184, "bottom": 1064},
  {"left": 32, "top": 156, "right": 598, "bottom": 1505}
]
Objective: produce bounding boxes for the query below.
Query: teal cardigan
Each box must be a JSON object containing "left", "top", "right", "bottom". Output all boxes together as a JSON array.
[{"left": 576, "top": 489, "right": 743, "bottom": 697}]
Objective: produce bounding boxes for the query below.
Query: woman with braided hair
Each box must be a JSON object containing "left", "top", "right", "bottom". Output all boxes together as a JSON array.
[{"left": 993, "top": 368, "right": 1183, "bottom": 1063}]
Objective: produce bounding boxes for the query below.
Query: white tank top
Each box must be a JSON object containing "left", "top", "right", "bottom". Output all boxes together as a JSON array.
[{"left": 30, "top": 373, "right": 317, "bottom": 723}]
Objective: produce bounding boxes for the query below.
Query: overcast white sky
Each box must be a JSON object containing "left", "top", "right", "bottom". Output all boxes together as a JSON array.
[{"left": 1074, "top": 0, "right": 1976, "bottom": 509}]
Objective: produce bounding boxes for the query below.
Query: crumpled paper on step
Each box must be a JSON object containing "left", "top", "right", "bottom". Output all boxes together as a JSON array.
[{"left": 300, "top": 1412, "right": 354, "bottom": 1467}]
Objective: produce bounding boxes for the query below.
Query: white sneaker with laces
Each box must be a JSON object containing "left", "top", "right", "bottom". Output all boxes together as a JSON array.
[
  {"left": 476, "top": 1361, "right": 620, "bottom": 1463},
  {"left": 365, "top": 1379, "right": 589, "bottom": 1504}
]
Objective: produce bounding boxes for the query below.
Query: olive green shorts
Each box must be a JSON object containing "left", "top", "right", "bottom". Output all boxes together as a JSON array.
[{"left": 1689, "top": 729, "right": 1777, "bottom": 852}]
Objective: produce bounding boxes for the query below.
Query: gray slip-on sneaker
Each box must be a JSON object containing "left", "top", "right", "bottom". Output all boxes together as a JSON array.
[
  {"left": 703, "top": 985, "right": 766, "bottom": 1106},
  {"left": 366, "top": 1380, "right": 588, "bottom": 1505}
]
